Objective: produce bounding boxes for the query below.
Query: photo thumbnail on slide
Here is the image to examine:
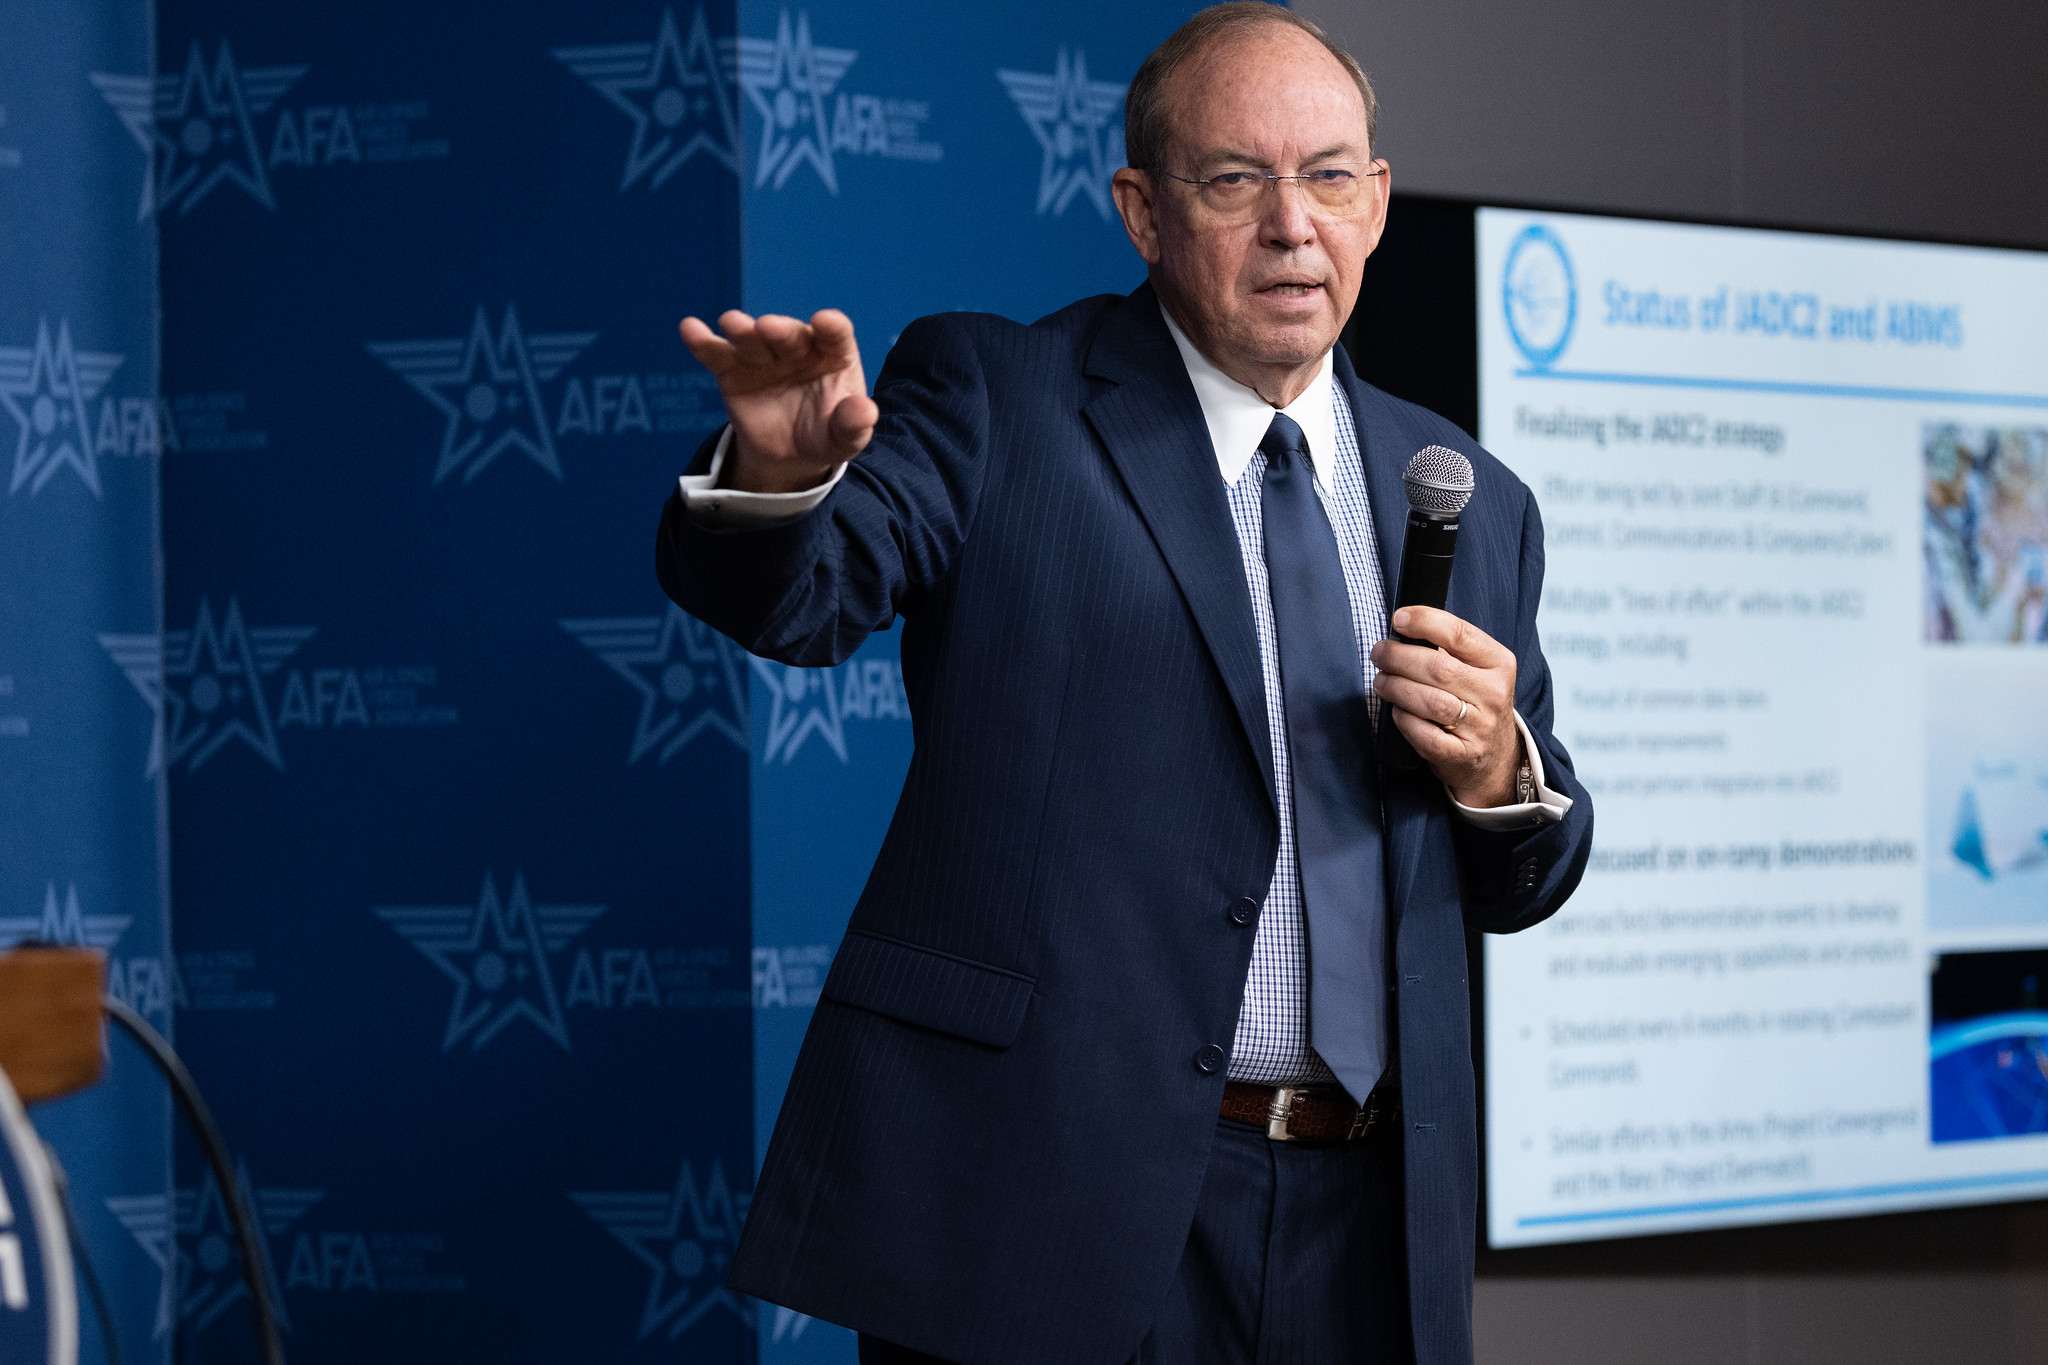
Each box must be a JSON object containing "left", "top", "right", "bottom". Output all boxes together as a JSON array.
[
  {"left": 1924, "top": 424, "right": 2048, "bottom": 645},
  {"left": 1931, "top": 948, "right": 2048, "bottom": 1143}
]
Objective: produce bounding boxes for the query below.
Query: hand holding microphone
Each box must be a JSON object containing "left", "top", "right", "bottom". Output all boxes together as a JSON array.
[{"left": 1371, "top": 446, "right": 1522, "bottom": 808}]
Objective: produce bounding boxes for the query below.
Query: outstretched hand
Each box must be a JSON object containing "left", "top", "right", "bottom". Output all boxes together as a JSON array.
[
  {"left": 1369, "top": 606, "right": 1522, "bottom": 807},
  {"left": 679, "top": 308, "right": 878, "bottom": 493}
]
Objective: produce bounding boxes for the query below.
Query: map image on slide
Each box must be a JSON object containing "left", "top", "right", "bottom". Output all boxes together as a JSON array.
[
  {"left": 1931, "top": 948, "right": 2048, "bottom": 1142},
  {"left": 1924, "top": 424, "right": 2048, "bottom": 644}
]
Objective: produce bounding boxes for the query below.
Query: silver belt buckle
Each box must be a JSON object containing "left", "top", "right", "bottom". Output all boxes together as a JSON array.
[{"left": 1265, "top": 1086, "right": 1302, "bottom": 1142}]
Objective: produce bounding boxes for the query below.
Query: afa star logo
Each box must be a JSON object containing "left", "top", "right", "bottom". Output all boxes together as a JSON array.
[
  {"left": 0, "top": 318, "right": 126, "bottom": 497},
  {"left": 0, "top": 883, "right": 131, "bottom": 953},
  {"left": 0, "top": 884, "right": 168, "bottom": 1022},
  {"left": 376, "top": 874, "right": 605, "bottom": 1054},
  {"left": 105, "top": 1162, "right": 321, "bottom": 1340},
  {"left": 90, "top": 40, "right": 305, "bottom": 218},
  {"left": 754, "top": 653, "right": 911, "bottom": 764},
  {"left": 737, "top": 10, "right": 855, "bottom": 191},
  {"left": 570, "top": 1158, "right": 752, "bottom": 1342},
  {"left": 553, "top": 6, "right": 740, "bottom": 187},
  {"left": 997, "top": 49, "right": 1128, "bottom": 220},
  {"left": 367, "top": 305, "right": 599, "bottom": 485},
  {"left": 97, "top": 598, "right": 317, "bottom": 775},
  {"left": 560, "top": 605, "right": 748, "bottom": 764}
]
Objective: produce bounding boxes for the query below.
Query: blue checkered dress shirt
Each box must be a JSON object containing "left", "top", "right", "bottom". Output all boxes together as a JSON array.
[{"left": 1223, "top": 385, "right": 1388, "bottom": 1087}]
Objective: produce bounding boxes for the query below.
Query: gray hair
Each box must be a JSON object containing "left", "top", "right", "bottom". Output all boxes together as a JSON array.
[{"left": 1123, "top": 2, "right": 1378, "bottom": 173}]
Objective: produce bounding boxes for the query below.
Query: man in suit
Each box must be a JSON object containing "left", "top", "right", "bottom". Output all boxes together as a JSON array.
[{"left": 658, "top": 5, "right": 1592, "bottom": 1362}]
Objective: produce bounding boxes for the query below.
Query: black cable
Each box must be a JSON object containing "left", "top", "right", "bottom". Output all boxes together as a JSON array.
[
  {"left": 42, "top": 1142, "right": 123, "bottom": 1365},
  {"left": 102, "top": 994, "right": 287, "bottom": 1365}
]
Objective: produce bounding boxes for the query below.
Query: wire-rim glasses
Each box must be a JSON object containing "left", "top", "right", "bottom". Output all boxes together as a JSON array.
[{"left": 1154, "top": 160, "right": 1387, "bottom": 223}]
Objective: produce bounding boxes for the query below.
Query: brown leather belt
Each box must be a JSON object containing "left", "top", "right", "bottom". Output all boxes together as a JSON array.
[{"left": 1221, "top": 1080, "right": 1395, "bottom": 1143}]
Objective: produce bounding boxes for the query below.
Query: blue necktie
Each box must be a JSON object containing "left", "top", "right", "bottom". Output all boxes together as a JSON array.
[{"left": 1259, "top": 412, "right": 1388, "bottom": 1104}]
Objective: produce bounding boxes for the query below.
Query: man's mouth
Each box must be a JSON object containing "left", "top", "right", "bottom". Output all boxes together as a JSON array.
[{"left": 1261, "top": 281, "right": 1322, "bottom": 297}]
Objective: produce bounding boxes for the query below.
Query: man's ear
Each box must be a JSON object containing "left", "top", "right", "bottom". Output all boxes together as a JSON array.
[{"left": 1111, "top": 168, "right": 1161, "bottom": 265}]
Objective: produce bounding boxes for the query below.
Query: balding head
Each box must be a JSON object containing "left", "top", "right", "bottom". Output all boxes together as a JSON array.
[
  {"left": 1123, "top": 3, "right": 1377, "bottom": 178},
  {"left": 1110, "top": 5, "right": 1390, "bottom": 408}
]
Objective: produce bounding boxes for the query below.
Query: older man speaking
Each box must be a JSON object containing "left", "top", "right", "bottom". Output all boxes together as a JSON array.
[{"left": 659, "top": 5, "right": 1592, "bottom": 1362}]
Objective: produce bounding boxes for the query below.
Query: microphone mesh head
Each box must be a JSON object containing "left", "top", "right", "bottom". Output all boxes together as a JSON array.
[{"left": 1403, "top": 445, "right": 1475, "bottom": 515}]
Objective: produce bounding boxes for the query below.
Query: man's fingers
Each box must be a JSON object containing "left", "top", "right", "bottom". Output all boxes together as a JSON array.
[
  {"left": 827, "top": 394, "right": 879, "bottom": 458},
  {"left": 1390, "top": 606, "right": 1511, "bottom": 669},
  {"left": 809, "top": 309, "right": 860, "bottom": 366},
  {"left": 1374, "top": 636, "right": 1477, "bottom": 697},
  {"left": 754, "top": 312, "right": 810, "bottom": 363},
  {"left": 678, "top": 316, "right": 737, "bottom": 375},
  {"left": 722, "top": 311, "right": 778, "bottom": 368},
  {"left": 1374, "top": 671, "right": 1461, "bottom": 727},
  {"left": 1389, "top": 704, "right": 1459, "bottom": 763}
]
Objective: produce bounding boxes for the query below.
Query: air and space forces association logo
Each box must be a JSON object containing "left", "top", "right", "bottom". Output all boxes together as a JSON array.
[
  {"left": 1502, "top": 223, "right": 1577, "bottom": 369},
  {"left": 553, "top": 7, "right": 740, "bottom": 187},
  {"left": 737, "top": 9, "right": 941, "bottom": 193},
  {"left": 105, "top": 1162, "right": 320, "bottom": 1340},
  {"left": 560, "top": 605, "right": 749, "bottom": 764},
  {"left": 570, "top": 1158, "right": 752, "bottom": 1343},
  {"left": 367, "top": 304, "right": 704, "bottom": 486},
  {"left": 554, "top": 6, "right": 940, "bottom": 196},
  {"left": 90, "top": 39, "right": 447, "bottom": 220},
  {"left": 0, "top": 884, "right": 167, "bottom": 1022},
  {"left": 98, "top": 598, "right": 316, "bottom": 775},
  {"left": 376, "top": 874, "right": 606, "bottom": 1053},
  {"left": 367, "top": 306, "right": 597, "bottom": 486},
  {"left": 1, "top": 319, "right": 128, "bottom": 498},
  {"left": 997, "top": 50, "right": 1128, "bottom": 220},
  {"left": 99, "top": 596, "right": 457, "bottom": 776}
]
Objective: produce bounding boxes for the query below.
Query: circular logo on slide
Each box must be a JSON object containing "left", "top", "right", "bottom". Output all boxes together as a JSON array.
[{"left": 1502, "top": 224, "right": 1577, "bottom": 369}]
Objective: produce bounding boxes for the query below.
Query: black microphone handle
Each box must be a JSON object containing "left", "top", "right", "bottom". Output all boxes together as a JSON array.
[
  {"left": 1392, "top": 510, "right": 1460, "bottom": 642},
  {"left": 1382, "top": 508, "right": 1460, "bottom": 770}
]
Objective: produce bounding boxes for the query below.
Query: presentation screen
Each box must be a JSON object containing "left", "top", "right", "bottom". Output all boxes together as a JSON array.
[{"left": 1477, "top": 207, "right": 2048, "bottom": 1246}]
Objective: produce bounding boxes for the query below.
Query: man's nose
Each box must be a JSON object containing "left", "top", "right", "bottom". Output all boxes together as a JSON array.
[{"left": 1259, "top": 178, "right": 1316, "bottom": 249}]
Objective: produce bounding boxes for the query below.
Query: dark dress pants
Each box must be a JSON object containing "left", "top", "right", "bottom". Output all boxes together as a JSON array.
[{"left": 858, "top": 1116, "right": 1413, "bottom": 1365}]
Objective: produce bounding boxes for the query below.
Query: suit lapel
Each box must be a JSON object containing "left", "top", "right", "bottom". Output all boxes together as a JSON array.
[{"left": 1082, "top": 286, "right": 1276, "bottom": 806}]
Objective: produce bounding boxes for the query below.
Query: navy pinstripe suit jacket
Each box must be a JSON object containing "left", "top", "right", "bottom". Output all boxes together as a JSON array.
[{"left": 656, "top": 283, "right": 1593, "bottom": 1365}]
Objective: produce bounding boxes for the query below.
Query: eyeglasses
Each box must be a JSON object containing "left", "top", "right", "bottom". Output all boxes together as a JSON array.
[{"left": 1154, "top": 161, "right": 1387, "bottom": 223}]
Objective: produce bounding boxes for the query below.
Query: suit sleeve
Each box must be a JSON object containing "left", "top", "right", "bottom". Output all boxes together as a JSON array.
[
  {"left": 1450, "top": 484, "right": 1595, "bottom": 933},
  {"left": 655, "top": 315, "right": 992, "bottom": 667}
]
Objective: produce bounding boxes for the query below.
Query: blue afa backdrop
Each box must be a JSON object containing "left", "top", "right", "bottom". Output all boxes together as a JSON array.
[
  {"left": 0, "top": 4, "right": 172, "bottom": 1365},
  {"left": 5, "top": 1, "right": 1201, "bottom": 1361}
]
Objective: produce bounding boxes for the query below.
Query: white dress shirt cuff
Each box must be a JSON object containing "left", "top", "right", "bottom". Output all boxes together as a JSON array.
[
  {"left": 1449, "top": 710, "right": 1573, "bottom": 829},
  {"left": 678, "top": 426, "right": 846, "bottom": 529}
]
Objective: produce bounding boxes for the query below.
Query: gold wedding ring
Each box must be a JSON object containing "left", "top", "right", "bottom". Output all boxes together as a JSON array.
[{"left": 1444, "top": 699, "right": 1469, "bottom": 732}]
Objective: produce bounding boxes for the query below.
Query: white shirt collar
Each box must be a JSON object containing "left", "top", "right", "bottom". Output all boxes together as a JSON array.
[{"left": 1159, "top": 303, "right": 1338, "bottom": 490}]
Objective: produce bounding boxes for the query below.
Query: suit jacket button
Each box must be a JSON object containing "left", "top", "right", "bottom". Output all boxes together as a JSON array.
[
  {"left": 1194, "top": 1045, "right": 1226, "bottom": 1074},
  {"left": 1518, "top": 859, "right": 1538, "bottom": 879},
  {"left": 1228, "top": 897, "right": 1259, "bottom": 927}
]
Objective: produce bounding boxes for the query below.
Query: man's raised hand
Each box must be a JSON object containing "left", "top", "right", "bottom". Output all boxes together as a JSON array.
[{"left": 679, "top": 308, "right": 879, "bottom": 494}]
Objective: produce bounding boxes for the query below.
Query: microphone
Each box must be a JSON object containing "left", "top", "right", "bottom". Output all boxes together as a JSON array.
[{"left": 1383, "top": 445, "right": 1475, "bottom": 769}]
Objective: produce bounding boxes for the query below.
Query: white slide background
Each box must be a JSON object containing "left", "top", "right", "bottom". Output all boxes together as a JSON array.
[{"left": 1477, "top": 208, "right": 2048, "bottom": 1246}]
